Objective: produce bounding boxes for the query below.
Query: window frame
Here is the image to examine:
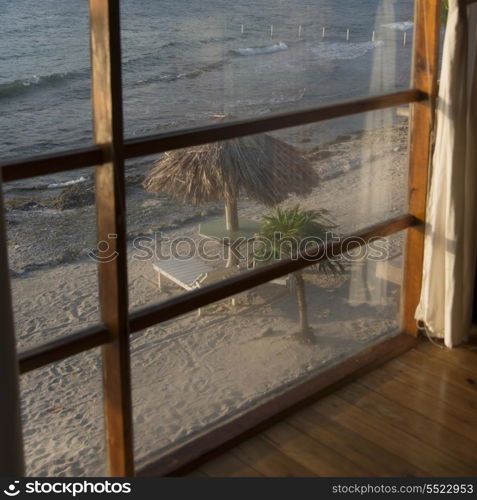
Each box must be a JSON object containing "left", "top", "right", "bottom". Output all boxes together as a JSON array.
[{"left": 0, "top": 0, "right": 441, "bottom": 477}]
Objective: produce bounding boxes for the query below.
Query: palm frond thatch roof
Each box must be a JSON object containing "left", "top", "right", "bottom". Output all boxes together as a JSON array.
[{"left": 143, "top": 134, "right": 319, "bottom": 207}]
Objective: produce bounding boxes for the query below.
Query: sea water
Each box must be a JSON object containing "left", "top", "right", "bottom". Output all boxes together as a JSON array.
[{"left": 0, "top": 0, "right": 415, "bottom": 187}]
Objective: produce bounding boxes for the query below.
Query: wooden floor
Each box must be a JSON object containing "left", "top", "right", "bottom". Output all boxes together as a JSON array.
[{"left": 187, "top": 340, "right": 477, "bottom": 477}]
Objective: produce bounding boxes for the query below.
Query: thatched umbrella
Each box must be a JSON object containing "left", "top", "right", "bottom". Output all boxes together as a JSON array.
[{"left": 143, "top": 133, "right": 319, "bottom": 235}]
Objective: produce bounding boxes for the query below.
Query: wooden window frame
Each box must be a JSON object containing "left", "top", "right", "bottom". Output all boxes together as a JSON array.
[{"left": 0, "top": 0, "right": 441, "bottom": 477}]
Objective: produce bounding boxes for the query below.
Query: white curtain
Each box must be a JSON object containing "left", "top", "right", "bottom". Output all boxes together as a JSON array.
[{"left": 416, "top": 0, "right": 477, "bottom": 347}]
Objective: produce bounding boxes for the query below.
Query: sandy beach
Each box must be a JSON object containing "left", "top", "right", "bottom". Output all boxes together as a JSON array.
[{"left": 7, "top": 119, "right": 408, "bottom": 475}]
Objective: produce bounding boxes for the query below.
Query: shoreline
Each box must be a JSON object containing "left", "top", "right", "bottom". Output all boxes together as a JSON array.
[{"left": 5, "top": 120, "right": 407, "bottom": 275}]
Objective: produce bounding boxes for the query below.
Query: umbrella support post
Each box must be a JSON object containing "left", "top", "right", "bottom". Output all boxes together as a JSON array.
[{"left": 225, "top": 197, "right": 239, "bottom": 267}]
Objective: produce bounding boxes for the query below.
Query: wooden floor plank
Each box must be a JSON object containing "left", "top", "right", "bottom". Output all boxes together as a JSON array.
[
  {"left": 338, "top": 381, "right": 477, "bottom": 469},
  {"left": 400, "top": 348, "right": 477, "bottom": 394},
  {"left": 287, "top": 408, "right": 426, "bottom": 477},
  {"left": 230, "top": 436, "right": 318, "bottom": 477},
  {"left": 377, "top": 357, "right": 477, "bottom": 414},
  {"left": 385, "top": 359, "right": 477, "bottom": 407},
  {"left": 416, "top": 341, "right": 477, "bottom": 377},
  {"left": 198, "top": 453, "right": 263, "bottom": 477},
  {"left": 262, "top": 422, "right": 371, "bottom": 477},
  {"left": 309, "top": 395, "right": 473, "bottom": 476},
  {"left": 358, "top": 365, "right": 477, "bottom": 440}
]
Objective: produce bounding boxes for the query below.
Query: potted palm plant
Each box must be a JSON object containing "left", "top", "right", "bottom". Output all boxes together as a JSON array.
[{"left": 254, "top": 205, "right": 343, "bottom": 344}]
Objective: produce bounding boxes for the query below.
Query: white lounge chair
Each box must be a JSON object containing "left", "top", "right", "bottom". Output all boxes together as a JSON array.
[
  {"left": 153, "top": 257, "right": 213, "bottom": 292},
  {"left": 153, "top": 257, "right": 243, "bottom": 315}
]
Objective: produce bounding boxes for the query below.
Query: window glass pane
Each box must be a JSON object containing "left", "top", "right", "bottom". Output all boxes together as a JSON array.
[
  {"left": 131, "top": 232, "right": 405, "bottom": 468},
  {"left": 20, "top": 349, "right": 106, "bottom": 476},
  {"left": 121, "top": 0, "right": 415, "bottom": 136},
  {"left": 0, "top": 1, "right": 92, "bottom": 162},
  {"left": 126, "top": 108, "right": 409, "bottom": 311},
  {"left": 3, "top": 172, "right": 99, "bottom": 350}
]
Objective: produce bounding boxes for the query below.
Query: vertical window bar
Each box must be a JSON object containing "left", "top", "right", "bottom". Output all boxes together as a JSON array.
[
  {"left": 89, "top": 0, "right": 134, "bottom": 476},
  {"left": 403, "top": 0, "right": 441, "bottom": 335},
  {"left": 0, "top": 170, "right": 25, "bottom": 476}
]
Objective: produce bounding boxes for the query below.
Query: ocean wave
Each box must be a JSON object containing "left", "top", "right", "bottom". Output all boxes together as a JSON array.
[
  {"left": 122, "top": 41, "right": 191, "bottom": 66},
  {"left": 135, "top": 59, "right": 229, "bottom": 86},
  {"left": 47, "top": 176, "right": 88, "bottom": 189},
  {"left": 175, "top": 69, "right": 203, "bottom": 80},
  {"left": 310, "top": 41, "right": 383, "bottom": 61},
  {"left": 232, "top": 42, "right": 288, "bottom": 56},
  {"left": 234, "top": 88, "right": 306, "bottom": 108},
  {"left": 199, "top": 35, "right": 236, "bottom": 45},
  {"left": 0, "top": 69, "right": 86, "bottom": 99},
  {"left": 382, "top": 21, "right": 414, "bottom": 31},
  {"left": 123, "top": 35, "right": 238, "bottom": 68}
]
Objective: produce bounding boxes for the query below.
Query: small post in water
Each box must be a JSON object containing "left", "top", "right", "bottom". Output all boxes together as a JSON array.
[
  {"left": 346, "top": 29, "right": 350, "bottom": 41},
  {"left": 298, "top": 25, "right": 302, "bottom": 40},
  {"left": 241, "top": 24, "right": 244, "bottom": 35},
  {"left": 403, "top": 32, "right": 407, "bottom": 46},
  {"left": 270, "top": 24, "right": 273, "bottom": 39},
  {"left": 372, "top": 31, "right": 375, "bottom": 42},
  {"left": 322, "top": 27, "right": 326, "bottom": 38}
]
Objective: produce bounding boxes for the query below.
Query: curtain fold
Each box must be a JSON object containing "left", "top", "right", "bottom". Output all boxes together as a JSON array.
[{"left": 416, "top": 0, "right": 477, "bottom": 347}]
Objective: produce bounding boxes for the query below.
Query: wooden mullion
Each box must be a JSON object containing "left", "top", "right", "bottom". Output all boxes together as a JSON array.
[
  {"left": 130, "top": 214, "right": 416, "bottom": 333},
  {"left": 89, "top": 0, "right": 134, "bottom": 476},
  {"left": 402, "top": 0, "right": 441, "bottom": 335},
  {"left": 124, "top": 90, "right": 424, "bottom": 159},
  {"left": 0, "top": 146, "right": 103, "bottom": 183},
  {"left": 17, "top": 214, "right": 416, "bottom": 375},
  {"left": 0, "top": 170, "right": 25, "bottom": 475},
  {"left": 1, "top": 90, "right": 423, "bottom": 183},
  {"left": 18, "top": 324, "right": 109, "bottom": 375}
]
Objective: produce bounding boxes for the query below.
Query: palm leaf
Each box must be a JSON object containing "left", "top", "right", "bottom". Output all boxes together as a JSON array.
[{"left": 254, "top": 205, "right": 343, "bottom": 275}]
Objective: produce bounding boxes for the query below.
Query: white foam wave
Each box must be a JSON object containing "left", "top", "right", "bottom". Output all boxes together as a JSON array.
[
  {"left": 382, "top": 21, "right": 414, "bottom": 31},
  {"left": 234, "top": 88, "right": 306, "bottom": 108},
  {"left": 310, "top": 41, "right": 383, "bottom": 61},
  {"left": 47, "top": 176, "right": 88, "bottom": 189},
  {"left": 234, "top": 42, "right": 288, "bottom": 56}
]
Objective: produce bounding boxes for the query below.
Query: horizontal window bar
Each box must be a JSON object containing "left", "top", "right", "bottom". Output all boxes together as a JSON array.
[
  {"left": 1, "top": 146, "right": 103, "bottom": 183},
  {"left": 17, "top": 214, "right": 417, "bottom": 374},
  {"left": 2, "top": 90, "right": 423, "bottom": 183},
  {"left": 130, "top": 213, "right": 417, "bottom": 332},
  {"left": 18, "top": 324, "right": 109, "bottom": 374},
  {"left": 124, "top": 90, "right": 424, "bottom": 159}
]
